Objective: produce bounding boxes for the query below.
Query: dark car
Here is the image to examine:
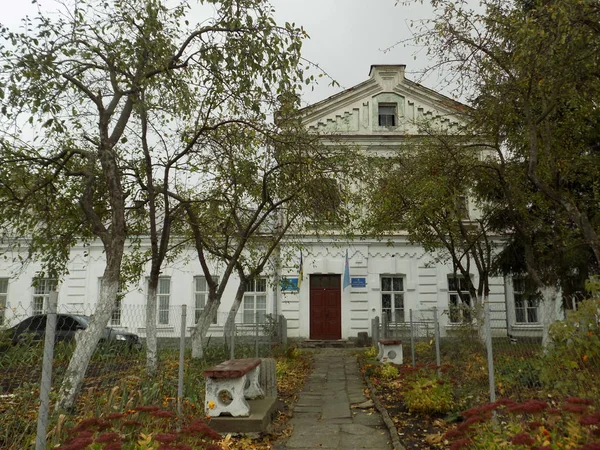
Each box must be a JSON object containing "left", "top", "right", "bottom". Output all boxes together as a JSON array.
[{"left": 5, "top": 314, "right": 142, "bottom": 350}]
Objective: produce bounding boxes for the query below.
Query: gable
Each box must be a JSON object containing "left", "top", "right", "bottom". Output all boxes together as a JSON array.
[{"left": 301, "top": 65, "right": 468, "bottom": 136}]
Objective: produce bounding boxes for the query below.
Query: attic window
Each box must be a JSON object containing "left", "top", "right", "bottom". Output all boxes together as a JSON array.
[{"left": 378, "top": 103, "right": 396, "bottom": 127}]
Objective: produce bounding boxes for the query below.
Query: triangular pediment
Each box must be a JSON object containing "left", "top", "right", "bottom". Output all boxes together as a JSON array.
[{"left": 301, "top": 65, "right": 469, "bottom": 136}]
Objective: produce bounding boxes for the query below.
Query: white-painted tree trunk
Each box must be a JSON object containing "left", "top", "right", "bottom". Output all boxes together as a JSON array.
[
  {"left": 146, "top": 283, "right": 158, "bottom": 375},
  {"left": 191, "top": 298, "right": 220, "bottom": 359},
  {"left": 224, "top": 281, "right": 247, "bottom": 349},
  {"left": 55, "top": 275, "right": 119, "bottom": 411},
  {"left": 476, "top": 294, "right": 489, "bottom": 345},
  {"left": 540, "top": 286, "right": 559, "bottom": 349}
]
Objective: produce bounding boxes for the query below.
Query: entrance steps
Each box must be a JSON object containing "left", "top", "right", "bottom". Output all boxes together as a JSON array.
[{"left": 295, "top": 339, "right": 355, "bottom": 349}]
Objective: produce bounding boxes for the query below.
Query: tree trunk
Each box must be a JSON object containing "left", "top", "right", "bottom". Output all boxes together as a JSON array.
[
  {"left": 476, "top": 293, "right": 489, "bottom": 345},
  {"left": 223, "top": 280, "right": 247, "bottom": 349},
  {"left": 55, "top": 260, "right": 121, "bottom": 411},
  {"left": 191, "top": 298, "right": 220, "bottom": 359},
  {"left": 540, "top": 286, "right": 558, "bottom": 350},
  {"left": 145, "top": 281, "right": 158, "bottom": 375}
]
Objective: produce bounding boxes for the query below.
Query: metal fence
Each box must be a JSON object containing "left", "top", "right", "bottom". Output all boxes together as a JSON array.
[
  {"left": 0, "top": 299, "right": 287, "bottom": 449},
  {"left": 372, "top": 297, "right": 600, "bottom": 407}
]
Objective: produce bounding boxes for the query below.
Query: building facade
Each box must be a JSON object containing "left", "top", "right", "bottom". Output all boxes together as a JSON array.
[{"left": 0, "top": 65, "right": 554, "bottom": 340}]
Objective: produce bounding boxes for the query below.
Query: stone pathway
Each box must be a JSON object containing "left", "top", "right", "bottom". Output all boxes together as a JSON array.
[{"left": 275, "top": 348, "right": 393, "bottom": 450}]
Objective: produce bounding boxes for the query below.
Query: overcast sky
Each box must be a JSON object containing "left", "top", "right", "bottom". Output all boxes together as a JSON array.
[
  {"left": 2, "top": 0, "right": 453, "bottom": 106},
  {"left": 270, "top": 0, "right": 442, "bottom": 106}
]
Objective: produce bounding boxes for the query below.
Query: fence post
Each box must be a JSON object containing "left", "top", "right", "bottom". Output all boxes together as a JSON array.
[
  {"left": 372, "top": 316, "right": 380, "bottom": 346},
  {"left": 279, "top": 315, "right": 287, "bottom": 347},
  {"left": 484, "top": 299, "right": 496, "bottom": 403},
  {"left": 381, "top": 313, "right": 388, "bottom": 339},
  {"left": 177, "top": 305, "right": 187, "bottom": 419},
  {"left": 36, "top": 291, "right": 58, "bottom": 450},
  {"left": 230, "top": 323, "right": 235, "bottom": 360},
  {"left": 433, "top": 307, "right": 441, "bottom": 378},
  {"left": 409, "top": 309, "right": 416, "bottom": 368},
  {"left": 255, "top": 311, "right": 260, "bottom": 358}
]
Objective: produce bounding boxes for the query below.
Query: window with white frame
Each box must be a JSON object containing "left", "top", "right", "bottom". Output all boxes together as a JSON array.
[
  {"left": 111, "top": 296, "right": 123, "bottom": 326},
  {"left": 0, "top": 278, "right": 8, "bottom": 326},
  {"left": 456, "top": 195, "right": 469, "bottom": 220},
  {"left": 513, "top": 277, "right": 540, "bottom": 324},
  {"left": 448, "top": 275, "right": 472, "bottom": 323},
  {"left": 378, "top": 103, "right": 396, "bottom": 126},
  {"left": 381, "top": 276, "right": 405, "bottom": 322},
  {"left": 32, "top": 278, "right": 57, "bottom": 315},
  {"left": 194, "top": 276, "right": 218, "bottom": 324},
  {"left": 157, "top": 277, "right": 171, "bottom": 325},
  {"left": 243, "top": 278, "right": 267, "bottom": 324}
]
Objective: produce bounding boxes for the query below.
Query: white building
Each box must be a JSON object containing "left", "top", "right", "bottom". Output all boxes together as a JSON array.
[{"left": 0, "top": 65, "right": 552, "bottom": 341}]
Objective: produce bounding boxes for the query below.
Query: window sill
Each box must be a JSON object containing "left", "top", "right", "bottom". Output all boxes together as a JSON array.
[
  {"left": 137, "top": 326, "right": 175, "bottom": 333},
  {"left": 445, "top": 321, "right": 478, "bottom": 327}
]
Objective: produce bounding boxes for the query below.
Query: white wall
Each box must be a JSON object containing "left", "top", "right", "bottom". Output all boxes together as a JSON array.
[{"left": 1, "top": 237, "right": 520, "bottom": 340}]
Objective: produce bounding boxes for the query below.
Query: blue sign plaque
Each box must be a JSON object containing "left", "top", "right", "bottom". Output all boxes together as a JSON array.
[
  {"left": 351, "top": 277, "right": 367, "bottom": 288},
  {"left": 281, "top": 277, "right": 299, "bottom": 292}
]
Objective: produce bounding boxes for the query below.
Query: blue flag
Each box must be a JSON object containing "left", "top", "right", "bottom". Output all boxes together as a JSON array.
[{"left": 343, "top": 249, "right": 350, "bottom": 289}]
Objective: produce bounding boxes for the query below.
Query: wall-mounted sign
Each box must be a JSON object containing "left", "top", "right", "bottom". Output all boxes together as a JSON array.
[
  {"left": 351, "top": 277, "right": 367, "bottom": 288},
  {"left": 281, "top": 277, "right": 299, "bottom": 292}
]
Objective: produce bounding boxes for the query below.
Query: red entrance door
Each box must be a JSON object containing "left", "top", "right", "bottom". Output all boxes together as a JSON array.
[{"left": 310, "top": 274, "right": 342, "bottom": 340}]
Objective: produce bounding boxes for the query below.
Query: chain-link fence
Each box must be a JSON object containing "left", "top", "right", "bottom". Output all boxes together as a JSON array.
[
  {"left": 0, "top": 300, "right": 287, "bottom": 449},
  {"left": 372, "top": 296, "right": 600, "bottom": 409}
]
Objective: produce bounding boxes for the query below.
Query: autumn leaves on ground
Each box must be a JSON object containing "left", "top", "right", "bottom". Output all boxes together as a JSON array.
[
  {"left": 0, "top": 345, "right": 312, "bottom": 450},
  {"left": 361, "top": 300, "right": 600, "bottom": 450},
  {"left": 4, "top": 299, "right": 600, "bottom": 450}
]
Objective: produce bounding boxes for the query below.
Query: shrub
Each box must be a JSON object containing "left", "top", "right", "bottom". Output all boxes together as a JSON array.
[
  {"left": 414, "top": 340, "right": 433, "bottom": 359},
  {"left": 540, "top": 297, "right": 600, "bottom": 397},
  {"left": 403, "top": 374, "right": 454, "bottom": 415},
  {"left": 364, "top": 345, "right": 378, "bottom": 359},
  {"left": 276, "top": 360, "right": 291, "bottom": 377},
  {"left": 495, "top": 356, "right": 541, "bottom": 396},
  {"left": 377, "top": 364, "right": 399, "bottom": 381},
  {"left": 444, "top": 397, "right": 600, "bottom": 449}
]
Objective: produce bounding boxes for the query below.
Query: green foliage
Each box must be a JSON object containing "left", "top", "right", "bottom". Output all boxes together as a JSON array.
[
  {"left": 276, "top": 360, "right": 291, "bottom": 378},
  {"left": 402, "top": 373, "right": 454, "bottom": 416},
  {"left": 586, "top": 275, "right": 600, "bottom": 295},
  {"left": 418, "top": 0, "right": 600, "bottom": 279},
  {"left": 539, "top": 297, "right": 600, "bottom": 397},
  {"left": 495, "top": 356, "right": 541, "bottom": 396},
  {"left": 364, "top": 345, "right": 378, "bottom": 359},
  {"left": 413, "top": 340, "right": 434, "bottom": 359},
  {"left": 377, "top": 364, "right": 399, "bottom": 381},
  {"left": 361, "top": 139, "right": 492, "bottom": 299}
]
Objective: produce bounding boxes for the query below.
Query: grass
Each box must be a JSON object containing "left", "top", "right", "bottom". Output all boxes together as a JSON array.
[{"left": 0, "top": 340, "right": 313, "bottom": 450}]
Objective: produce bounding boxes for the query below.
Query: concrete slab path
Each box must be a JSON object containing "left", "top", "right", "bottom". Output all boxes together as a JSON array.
[{"left": 275, "top": 348, "right": 393, "bottom": 450}]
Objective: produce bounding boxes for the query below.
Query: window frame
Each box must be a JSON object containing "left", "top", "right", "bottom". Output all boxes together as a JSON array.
[
  {"left": 512, "top": 277, "right": 541, "bottom": 324},
  {"left": 456, "top": 195, "right": 470, "bottom": 220},
  {"left": 447, "top": 275, "right": 473, "bottom": 323},
  {"left": 380, "top": 275, "right": 405, "bottom": 323},
  {"left": 156, "top": 277, "right": 171, "bottom": 325},
  {"left": 194, "top": 275, "right": 219, "bottom": 324},
  {"left": 242, "top": 278, "right": 267, "bottom": 324},
  {"left": 111, "top": 296, "right": 123, "bottom": 326},
  {"left": 378, "top": 103, "right": 397, "bottom": 127},
  {"left": 32, "top": 278, "right": 57, "bottom": 316}
]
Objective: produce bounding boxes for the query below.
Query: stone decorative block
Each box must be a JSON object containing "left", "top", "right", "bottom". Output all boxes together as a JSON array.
[
  {"left": 377, "top": 339, "right": 403, "bottom": 364},
  {"left": 204, "top": 358, "right": 265, "bottom": 417}
]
